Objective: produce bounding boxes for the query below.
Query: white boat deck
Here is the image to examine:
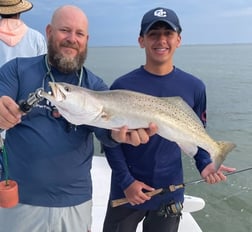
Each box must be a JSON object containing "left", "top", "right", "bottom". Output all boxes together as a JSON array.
[{"left": 91, "top": 156, "right": 204, "bottom": 232}]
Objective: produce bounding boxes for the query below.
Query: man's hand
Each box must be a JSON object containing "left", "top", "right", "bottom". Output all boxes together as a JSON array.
[
  {"left": 201, "top": 163, "right": 236, "bottom": 184},
  {"left": 0, "top": 96, "right": 22, "bottom": 130},
  {"left": 111, "top": 122, "right": 158, "bottom": 146},
  {"left": 124, "top": 180, "right": 155, "bottom": 205}
]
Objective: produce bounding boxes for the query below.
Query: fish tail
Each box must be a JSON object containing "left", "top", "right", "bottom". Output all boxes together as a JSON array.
[{"left": 212, "top": 141, "right": 236, "bottom": 170}]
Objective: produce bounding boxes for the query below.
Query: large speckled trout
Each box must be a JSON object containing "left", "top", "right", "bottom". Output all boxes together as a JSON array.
[{"left": 40, "top": 82, "right": 236, "bottom": 170}]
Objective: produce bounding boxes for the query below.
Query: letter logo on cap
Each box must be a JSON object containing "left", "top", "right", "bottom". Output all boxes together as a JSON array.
[{"left": 154, "top": 9, "right": 167, "bottom": 17}]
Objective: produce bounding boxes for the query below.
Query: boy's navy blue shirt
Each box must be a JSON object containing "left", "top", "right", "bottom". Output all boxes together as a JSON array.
[{"left": 104, "top": 66, "right": 212, "bottom": 210}]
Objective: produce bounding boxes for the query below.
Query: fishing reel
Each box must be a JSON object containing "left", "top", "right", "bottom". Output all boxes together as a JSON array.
[
  {"left": 18, "top": 88, "right": 44, "bottom": 113},
  {"left": 158, "top": 201, "right": 183, "bottom": 218}
]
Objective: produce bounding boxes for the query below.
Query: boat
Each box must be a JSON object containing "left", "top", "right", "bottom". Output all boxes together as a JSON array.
[{"left": 91, "top": 156, "right": 205, "bottom": 232}]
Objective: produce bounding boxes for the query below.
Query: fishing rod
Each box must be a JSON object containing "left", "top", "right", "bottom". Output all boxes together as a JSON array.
[
  {"left": 185, "top": 167, "right": 252, "bottom": 186},
  {"left": 111, "top": 167, "right": 252, "bottom": 208}
]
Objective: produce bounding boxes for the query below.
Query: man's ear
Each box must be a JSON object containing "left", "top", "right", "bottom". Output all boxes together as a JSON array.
[{"left": 45, "top": 24, "right": 51, "bottom": 39}]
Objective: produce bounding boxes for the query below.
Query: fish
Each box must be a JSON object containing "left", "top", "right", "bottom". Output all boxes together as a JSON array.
[{"left": 40, "top": 82, "right": 236, "bottom": 170}]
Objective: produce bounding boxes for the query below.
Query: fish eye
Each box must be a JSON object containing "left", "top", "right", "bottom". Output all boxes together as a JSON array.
[{"left": 64, "top": 86, "right": 71, "bottom": 92}]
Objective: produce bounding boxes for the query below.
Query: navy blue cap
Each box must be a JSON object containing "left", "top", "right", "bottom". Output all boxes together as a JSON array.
[{"left": 140, "top": 7, "right": 182, "bottom": 35}]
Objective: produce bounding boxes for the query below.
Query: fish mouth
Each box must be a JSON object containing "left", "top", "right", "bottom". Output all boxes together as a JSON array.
[{"left": 48, "top": 82, "right": 66, "bottom": 101}]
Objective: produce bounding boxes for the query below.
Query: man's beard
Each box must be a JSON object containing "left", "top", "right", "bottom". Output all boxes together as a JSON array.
[{"left": 47, "top": 38, "right": 87, "bottom": 73}]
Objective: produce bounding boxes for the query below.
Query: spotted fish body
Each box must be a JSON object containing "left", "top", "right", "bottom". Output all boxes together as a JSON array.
[{"left": 41, "top": 82, "right": 236, "bottom": 170}]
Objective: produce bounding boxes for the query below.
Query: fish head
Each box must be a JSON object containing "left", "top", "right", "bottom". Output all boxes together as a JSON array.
[{"left": 40, "top": 82, "right": 103, "bottom": 125}]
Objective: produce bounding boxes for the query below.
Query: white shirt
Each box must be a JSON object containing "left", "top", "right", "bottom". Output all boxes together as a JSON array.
[{"left": 0, "top": 18, "right": 47, "bottom": 67}]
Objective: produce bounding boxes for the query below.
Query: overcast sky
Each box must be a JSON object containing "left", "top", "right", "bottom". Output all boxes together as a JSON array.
[{"left": 23, "top": 0, "right": 252, "bottom": 46}]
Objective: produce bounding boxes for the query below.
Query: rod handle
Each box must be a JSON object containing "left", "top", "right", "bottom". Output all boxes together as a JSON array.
[{"left": 111, "top": 188, "right": 163, "bottom": 208}]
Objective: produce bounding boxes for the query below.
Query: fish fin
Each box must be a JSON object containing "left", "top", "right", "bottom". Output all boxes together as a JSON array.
[
  {"left": 100, "top": 111, "right": 110, "bottom": 121},
  {"left": 212, "top": 141, "right": 236, "bottom": 170},
  {"left": 177, "top": 142, "right": 198, "bottom": 158}
]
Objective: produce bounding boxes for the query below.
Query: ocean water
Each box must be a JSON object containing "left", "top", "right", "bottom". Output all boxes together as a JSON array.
[{"left": 86, "top": 44, "right": 252, "bottom": 232}]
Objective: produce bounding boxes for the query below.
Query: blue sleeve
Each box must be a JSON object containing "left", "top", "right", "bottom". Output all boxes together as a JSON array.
[
  {"left": 194, "top": 148, "right": 212, "bottom": 173},
  {"left": 94, "top": 128, "right": 120, "bottom": 147},
  {"left": 193, "top": 84, "right": 212, "bottom": 173},
  {"left": 100, "top": 78, "right": 135, "bottom": 190},
  {"left": 104, "top": 145, "right": 135, "bottom": 190},
  {"left": 0, "top": 59, "right": 19, "bottom": 98}
]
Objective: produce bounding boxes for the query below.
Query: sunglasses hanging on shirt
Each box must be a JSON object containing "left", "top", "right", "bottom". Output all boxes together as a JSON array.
[{"left": 42, "top": 55, "right": 84, "bottom": 132}]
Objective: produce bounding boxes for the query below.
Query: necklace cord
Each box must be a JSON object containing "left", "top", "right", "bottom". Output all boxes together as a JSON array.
[{"left": 1, "top": 145, "right": 9, "bottom": 186}]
